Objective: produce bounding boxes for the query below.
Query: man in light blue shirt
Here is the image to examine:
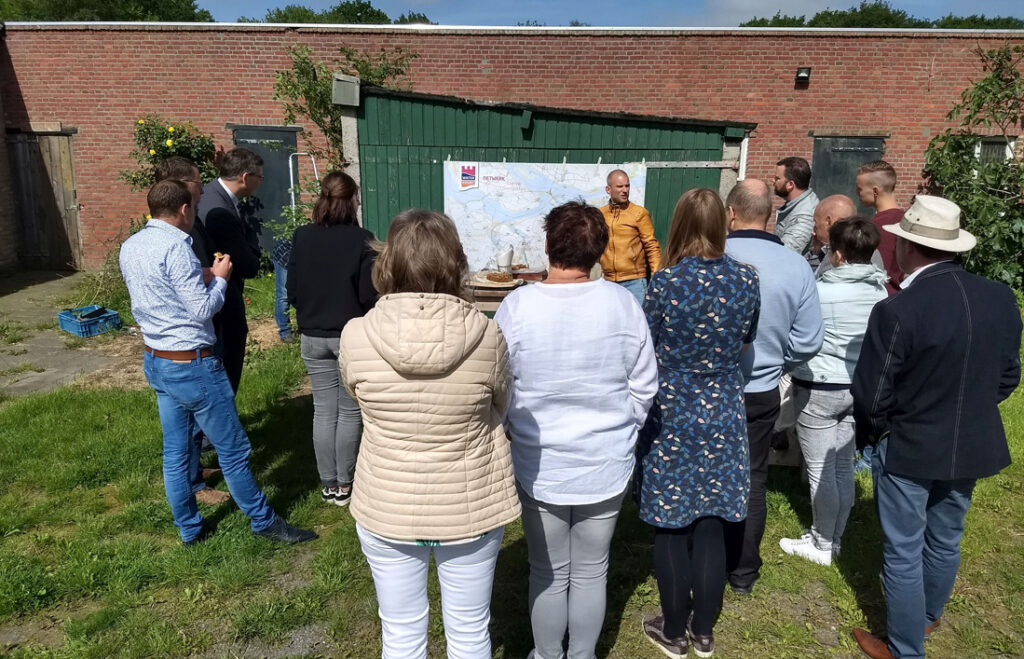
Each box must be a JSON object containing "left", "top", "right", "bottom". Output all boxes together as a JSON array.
[
  {"left": 723, "top": 179, "right": 824, "bottom": 594},
  {"left": 120, "top": 179, "right": 316, "bottom": 546}
]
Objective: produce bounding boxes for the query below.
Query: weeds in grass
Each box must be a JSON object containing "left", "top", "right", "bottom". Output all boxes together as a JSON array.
[
  {"left": 0, "top": 362, "right": 45, "bottom": 377},
  {"left": 0, "top": 322, "right": 27, "bottom": 344}
]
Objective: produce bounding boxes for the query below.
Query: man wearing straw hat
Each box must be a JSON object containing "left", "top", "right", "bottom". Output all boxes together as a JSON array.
[{"left": 850, "top": 196, "right": 1022, "bottom": 659}]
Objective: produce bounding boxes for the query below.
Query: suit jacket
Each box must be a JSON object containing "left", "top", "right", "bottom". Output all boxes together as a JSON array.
[
  {"left": 189, "top": 216, "right": 214, "bottom": 268},
  {"left": 852, "top": 262, "right": 1022, "bottom": 480},
  {"left": 197, "top": 180, "right": 261, "bottom": 328}
]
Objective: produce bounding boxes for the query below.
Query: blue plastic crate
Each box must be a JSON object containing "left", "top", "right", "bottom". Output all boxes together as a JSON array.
[{"left": 58, "top": 305, "right": 122, "bottom": 338}]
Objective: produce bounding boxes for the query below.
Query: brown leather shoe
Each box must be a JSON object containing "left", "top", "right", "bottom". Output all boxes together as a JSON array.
[
  {"left": 195, "top": 488, "right": 231, "bottom": 505},
  {"left": 852, "top": 628, "right": 894, "bottom": 659},
  {"left": 925, "top": 617, "right": 941, "bottom": 640},
  {"left": 200, "top": 467, "right": 222, "bottom": 480}
]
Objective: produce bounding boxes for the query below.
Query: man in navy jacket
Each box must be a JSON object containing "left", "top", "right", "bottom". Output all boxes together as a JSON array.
[
  {"left": 851, "top": 196, "right": 1022, "bottom": 659},
  {"left": 197, "top": 148, "right": 264, "bottom": 393}
]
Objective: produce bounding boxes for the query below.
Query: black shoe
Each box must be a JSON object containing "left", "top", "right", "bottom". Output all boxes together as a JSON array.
[
  {"left": 729, "top": 581, "right": 753, "bottom": 595},
  {"left": 254, "top": 516, "right": 318, "bottom": 544},
  {"left": 642, "top": 614, "right": 688, "bottom": 658},
  {"left": 183, "top": 521, "right": 216, "bottom": 546}
]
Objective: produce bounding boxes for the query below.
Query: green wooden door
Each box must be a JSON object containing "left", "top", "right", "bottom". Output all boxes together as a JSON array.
[{"left": 357, "top": 92, "right": 730, "bottom": 244}]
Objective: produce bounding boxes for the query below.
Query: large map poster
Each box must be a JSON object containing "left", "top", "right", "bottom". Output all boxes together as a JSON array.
[{"left": 443, "top": 162, "right": 647, "bottom": 271}]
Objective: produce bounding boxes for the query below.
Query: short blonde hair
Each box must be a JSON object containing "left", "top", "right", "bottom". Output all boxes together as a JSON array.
[
  {"left": 372, "top": 209, "right": 469, "bottom": 299},
  {"left": 663, "top": 188, "right": 727, "bottom": 267}
]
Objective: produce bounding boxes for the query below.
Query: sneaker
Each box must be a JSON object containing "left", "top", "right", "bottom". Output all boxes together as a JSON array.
[
  {"left": 642, "top": 615, "right": 688, "bottom": 658},
  {"left": 321, "top": 486, "right": 352, "bottom": 507},
  {"left": 687, "top": 615, "right": 715, "bottom": 658},
  {"left": 779, "top": 535, "right": 832, "bottom": 566}
]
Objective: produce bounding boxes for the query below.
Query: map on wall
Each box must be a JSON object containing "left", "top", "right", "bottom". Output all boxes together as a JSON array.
[{"left": 443, "top": 162, "right": 647, "bottom": 272}]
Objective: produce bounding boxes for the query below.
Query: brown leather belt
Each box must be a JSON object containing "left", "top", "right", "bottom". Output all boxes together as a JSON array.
[{"left": 144, "top": 345, "right": 214, "bottom": 360}]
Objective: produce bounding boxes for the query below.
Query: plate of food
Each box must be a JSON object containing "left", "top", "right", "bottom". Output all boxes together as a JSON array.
[{"left": 470, "top": 271, "right": 524, "bottom": 289}]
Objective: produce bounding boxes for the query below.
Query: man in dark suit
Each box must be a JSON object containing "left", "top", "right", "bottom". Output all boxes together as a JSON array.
[
  {"left": 851, "top": 196, "right": 1022, "bottom": 659},
  {"left": 197, "top": 147, "right": 264, "bottom": 393},
  {"left": 154, "top": 157, "right": 229, "bottom": 506}
]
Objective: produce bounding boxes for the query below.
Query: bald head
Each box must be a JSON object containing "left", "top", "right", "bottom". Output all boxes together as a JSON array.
[
  {"left": 606, "top": 169, "right": 630, "bottom": 205},
  {"left": 813, "top": 195, "right": 857, "bottom": 245},
  {"left": 725, "top": 179, "right": 772, "bottom": 229}
]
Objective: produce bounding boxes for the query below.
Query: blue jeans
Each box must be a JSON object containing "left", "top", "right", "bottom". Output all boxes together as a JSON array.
[
  {"left": 143, "top": 351, "right": 277, "bottom": 542},
  {"left": 855, "top": 443, "right": 874, "bottom": 474},
  {"left": 274, "top": 262, "right": 292, "bottom": 339},
  {"left": 616, "top": 277, "right": 647, "bottom": 306},
  {"left": 872, "top": 439, "right": 976, "bottom": 659}
]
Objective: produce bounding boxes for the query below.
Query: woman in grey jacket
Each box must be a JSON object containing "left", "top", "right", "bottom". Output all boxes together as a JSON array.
[{"left": 780, "top": 217, "right": 887, "bottom": 566}]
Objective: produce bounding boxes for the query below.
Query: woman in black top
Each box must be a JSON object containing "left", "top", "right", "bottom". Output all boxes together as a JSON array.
[{"left": 287, "top": 172, "right": 377, "bottom": 506}]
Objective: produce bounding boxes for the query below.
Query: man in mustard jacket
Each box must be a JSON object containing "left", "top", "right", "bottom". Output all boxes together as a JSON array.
[{"left": 599, "top": 170, "right": 661, "bottom": 304}]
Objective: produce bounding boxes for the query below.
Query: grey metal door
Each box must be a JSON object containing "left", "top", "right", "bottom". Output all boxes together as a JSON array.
[
  {"left": 811, "top": 137, "right": 886, "bottom": 216},
  {"left": 230, "top": 125, "right": 301, "bottom": 252},
  {"left": 6, "top": 132, "right": 83, "bottom": 269}
]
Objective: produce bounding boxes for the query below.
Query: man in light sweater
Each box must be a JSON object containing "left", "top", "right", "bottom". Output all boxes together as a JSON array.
[
  {"left": 773, "top": 156, "right": 820, "bottom": 261},
  {"left": 723, "top": 179, "right": 825, "bottom": 594}
]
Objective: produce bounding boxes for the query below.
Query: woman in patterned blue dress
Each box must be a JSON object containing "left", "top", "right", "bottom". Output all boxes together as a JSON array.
[{"left": 637, "top": 188, "right": 760, "bottom": 659}]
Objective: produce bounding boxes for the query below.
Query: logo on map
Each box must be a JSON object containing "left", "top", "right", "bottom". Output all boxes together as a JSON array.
[{"left": 460, "top": 165, "right": 478, "bottom": 190}]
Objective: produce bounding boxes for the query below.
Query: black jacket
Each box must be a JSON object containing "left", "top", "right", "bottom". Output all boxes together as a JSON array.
[
  {"left": 852, "top": 262, "right": 1021, "bottom": 480},
  {"left": 287, "top": 223, "right": 377, "bottom": 338},
  {"left": 198, "top": 180, "right": 261, "bottom": 295}
]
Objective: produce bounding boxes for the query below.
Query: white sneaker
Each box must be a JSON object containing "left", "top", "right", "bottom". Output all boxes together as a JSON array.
[{"left": 779, "top": 536, "right": 832, "bottom": 565}]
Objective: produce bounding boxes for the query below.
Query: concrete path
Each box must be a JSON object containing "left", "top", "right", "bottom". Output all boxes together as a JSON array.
[{"left": 0, "top": 270, "right": 111, "bottom": 396}]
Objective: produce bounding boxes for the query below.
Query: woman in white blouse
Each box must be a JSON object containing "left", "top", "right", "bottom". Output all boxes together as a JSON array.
[{"left": 495, "top": 200, "right": 659, "bottom": 659}]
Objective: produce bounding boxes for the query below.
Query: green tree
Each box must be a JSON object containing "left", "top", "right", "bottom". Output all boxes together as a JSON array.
[
  {"left": 243, "top": 1, "right": 424, "bottom": 24},
  {"left": 741, "top": 1, "right": 1022, "bottom": 28},
  {"left": 393, "top": 11, "right": 434, "bottom": 25},
  {"left": 923, "top": 45, "right": 1024, "bottom": 294},
  {"left": 0, "top": 0, "right": 212, "bottom": 21}
]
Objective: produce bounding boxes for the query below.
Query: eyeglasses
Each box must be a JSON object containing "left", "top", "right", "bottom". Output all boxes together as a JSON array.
[{"left": 247, "top": 172, "right": 264, "bottom": 180}]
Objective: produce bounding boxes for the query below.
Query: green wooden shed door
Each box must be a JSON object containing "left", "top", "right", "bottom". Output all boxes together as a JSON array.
[{"left": 357, "top": 93, "right": 728, "bottom": 245}]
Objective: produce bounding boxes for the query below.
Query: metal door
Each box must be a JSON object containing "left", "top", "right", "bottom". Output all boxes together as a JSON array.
[
  {"left": 230, "top": 125, "right": 301, "bottom": 252},
  {"left": 6, "top": 132, "right": 83, "bottom": 269},
  {"left": 811, "top": 137, "right": 886, "bottom": 216}
]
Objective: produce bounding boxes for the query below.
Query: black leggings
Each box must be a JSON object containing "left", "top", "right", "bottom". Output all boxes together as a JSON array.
[{"left": 653, "top": 516, "right": 727, "bottom": 638}]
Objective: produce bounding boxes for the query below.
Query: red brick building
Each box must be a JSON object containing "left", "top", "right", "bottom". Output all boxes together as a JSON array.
[{"left": 2, "top": 23, "right": 1021, "bottom": 269}]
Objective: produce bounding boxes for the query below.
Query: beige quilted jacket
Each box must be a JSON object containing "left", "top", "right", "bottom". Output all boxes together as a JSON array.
[{"left": 339, "top": 292, "right": 520, "bottom": 541}]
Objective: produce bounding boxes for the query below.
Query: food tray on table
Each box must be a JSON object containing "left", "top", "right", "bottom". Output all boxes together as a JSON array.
[{"left": 469, "top": 271, "right": 526, "bottom": 289}]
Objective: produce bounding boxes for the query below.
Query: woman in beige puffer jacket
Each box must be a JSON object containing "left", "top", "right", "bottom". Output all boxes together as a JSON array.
[{"left": 339, "top": 209, "right": 519, "bottom": 659}]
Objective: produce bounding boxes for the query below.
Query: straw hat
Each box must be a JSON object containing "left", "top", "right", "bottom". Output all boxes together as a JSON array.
[{"left": 882, "top": 195, "right": 976, "bottom": 252}]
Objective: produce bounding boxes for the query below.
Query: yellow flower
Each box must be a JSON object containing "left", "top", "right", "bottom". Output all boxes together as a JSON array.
[
  {"left": 138, "top": 119, "right": 145, "bottom": 124},
  {"left": 167, "top": 126, "right": 175, "bottom": 133},
  {"left": 146, "top": 214, "right": 152, "bottom": 219},
  {"left": 149, "top": 149, "right": 156, "bottom": 155},
  {"left": 165, "top": 139, "right": 173, "bottom": 147}
]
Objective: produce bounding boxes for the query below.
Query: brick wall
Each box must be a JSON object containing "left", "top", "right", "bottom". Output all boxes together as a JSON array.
[
  {"left": 0, "top": 70, "right": 18, "bottom": 271},
  {"left": 3, "top": 24, "right": 1021, "bottom": 267}
]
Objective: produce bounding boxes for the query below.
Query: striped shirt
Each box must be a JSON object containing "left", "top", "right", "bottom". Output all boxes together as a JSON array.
[{"left": 120, "top": 219, "right": 227, "bottom": 351}]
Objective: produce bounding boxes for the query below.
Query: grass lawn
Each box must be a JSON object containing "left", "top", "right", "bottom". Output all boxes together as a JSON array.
[{"left": 1, "top": 284, "right": 1022, "bottom": 657}]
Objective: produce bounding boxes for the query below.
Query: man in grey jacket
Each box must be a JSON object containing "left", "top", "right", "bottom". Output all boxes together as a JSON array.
[{"left": 773, "top": 156, "right": 819, "bottom": 260}]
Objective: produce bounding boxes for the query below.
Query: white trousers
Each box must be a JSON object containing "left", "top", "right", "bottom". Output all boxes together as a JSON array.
[{"left": 356, "top": 524, "right": 504, "bottom": 659}]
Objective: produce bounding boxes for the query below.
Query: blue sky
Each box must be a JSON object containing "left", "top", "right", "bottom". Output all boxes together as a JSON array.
[{"left": 202, "top": 0, "right": 1024, "bottom": 26}]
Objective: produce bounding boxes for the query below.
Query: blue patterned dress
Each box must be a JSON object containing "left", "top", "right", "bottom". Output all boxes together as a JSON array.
[{"left": 636, "top": 255, "right": 761, "bottom": 528}]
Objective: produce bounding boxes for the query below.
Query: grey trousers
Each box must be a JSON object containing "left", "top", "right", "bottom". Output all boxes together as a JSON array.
[
  {"left": 793, "top": 385, "right": 856, "bottom": 551},
  {"left": 300, "top": 334, "right": 362, "bottom": 488},
  {"left": 518, "top": 482, "right": 626, "bottom": 659}
]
